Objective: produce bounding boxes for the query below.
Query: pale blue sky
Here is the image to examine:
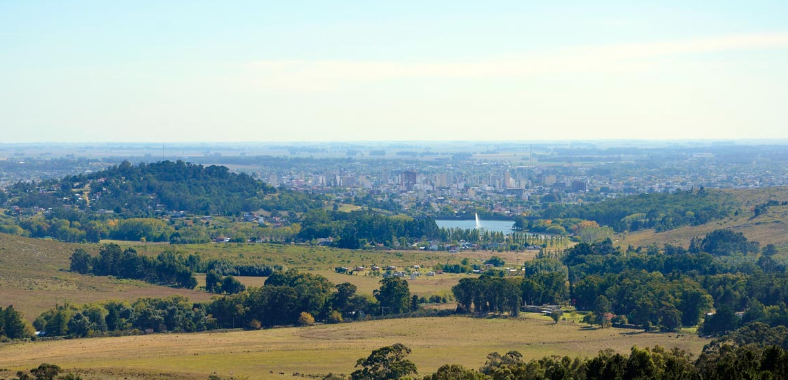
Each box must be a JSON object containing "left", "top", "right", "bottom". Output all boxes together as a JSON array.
[{"left": 2, "top": 1, "right": 787, "bottom": 142}]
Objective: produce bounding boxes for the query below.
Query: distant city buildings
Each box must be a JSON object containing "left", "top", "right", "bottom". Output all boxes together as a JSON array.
[
  {"left": 401, "top": 170, "right": 417, "bottom": 191},
  {"left": 4, "top": 143, "right": 788, "bottom": 220},
  {"left": 571, "top": 180, "right": 588, "bottom": 192}
]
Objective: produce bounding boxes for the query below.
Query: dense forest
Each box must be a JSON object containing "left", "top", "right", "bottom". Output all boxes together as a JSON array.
[
  {"left": 298, "top": 209, "right": 440, "bottom": 249},
  {"left": 7, "top": 160, "right": 275, "bottom": 214},
  {"left": 454, "top": 229, "right": 788, "bottom": 335},
  {"left": 539, "top": 188, "right": 736, "bottom": 232}
]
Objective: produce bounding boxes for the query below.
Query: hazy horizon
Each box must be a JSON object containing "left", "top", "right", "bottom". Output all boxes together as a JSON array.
[
  {"left": 5, "top": 138, "right": 788, "bottom": 145},
  {"left": 2, "top": 1, "right": 787, "bottom": 143}
]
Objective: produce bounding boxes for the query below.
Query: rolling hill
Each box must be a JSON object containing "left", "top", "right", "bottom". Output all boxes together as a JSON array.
[
  {"left": 619, "top": 187, "right": 788, "bottom": 252},
  {"left": 5, "top": 160, "right": 324, "bottom": 217}
]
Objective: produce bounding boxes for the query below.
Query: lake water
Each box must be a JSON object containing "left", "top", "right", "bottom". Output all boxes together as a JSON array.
[{"left": 435, "top": 219, "right": 515, "bottom": 234}]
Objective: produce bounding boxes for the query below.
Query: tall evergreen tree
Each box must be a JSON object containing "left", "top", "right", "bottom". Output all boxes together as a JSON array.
[{"left": 2, "top": 305, "right": 33, "bottom": 339}]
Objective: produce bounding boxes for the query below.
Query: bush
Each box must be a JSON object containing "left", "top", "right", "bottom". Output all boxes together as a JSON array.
[
  {"left": 297, "top": 312, "right": 315, "bottom": 326},
  {"left": 550, "top": 310, "right": 564, "bottom": 324},
  {"left": 247, "top": 319, "right": 262, "bottom": 330},
  {"left": 327, "top": 310, "right": 343, "bottom": 324},
  {"left": 484, "top": 256, "right": 505, "bottom": 267},
  {"left": 612, "top": 314, "right": 628, "bottom": 326}
]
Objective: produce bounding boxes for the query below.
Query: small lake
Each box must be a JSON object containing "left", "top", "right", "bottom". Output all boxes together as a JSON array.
[{"left": 435, "top": 219, "right": 515, "bottom": 234}]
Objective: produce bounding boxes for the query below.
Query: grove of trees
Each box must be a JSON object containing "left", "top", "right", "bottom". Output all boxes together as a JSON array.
[
  {"left": 453, "top": 229, "right": 788, "bottom": 336},
  {"left": 33, "top": 270, "right": 412, "bottom": 338},
  {"left": 298, "top": 209, "right": 440, "bottom": 249},
  {"left": 70, "top": 244, "right": 197, "bottom": 289}
]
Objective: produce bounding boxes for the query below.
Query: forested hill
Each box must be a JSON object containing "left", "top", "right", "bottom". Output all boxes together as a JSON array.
[
  {"left": 540, "top": 188, "right": 737, "bottom": 232},
  {"left": 6, "top": 160, "right": 323, "bottom": 216}
]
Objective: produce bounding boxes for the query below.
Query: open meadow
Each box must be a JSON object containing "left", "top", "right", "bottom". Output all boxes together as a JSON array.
[
  {"left": 116, "top": 241, "right": 535, "bottom": 273},
  {"left": 0, "top": 234, "right": 213, "bottom": 321},
  {"left": 0, "top": 315, "right": 710, "bottom": 380},
  {"left": 122, "top": 240, "right": 534, "bottom": 301},
  {"left": 1, "top": 232, "right": 532, "bottom": 321}
]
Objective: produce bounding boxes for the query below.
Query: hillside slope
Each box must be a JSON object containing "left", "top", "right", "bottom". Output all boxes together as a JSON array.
[
  {"left": 0, "top": 233, "right": 212, "bottom": 321},
  {"left": 619, "top": 187, "right": 788, "bottom": 251},
  {"left": 5, "top": 160, "right": 324, "bottom": 217}
]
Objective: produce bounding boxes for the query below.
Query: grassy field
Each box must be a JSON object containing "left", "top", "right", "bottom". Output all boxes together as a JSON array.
[
  {"left": 117, "top": 241, "right": 534, "bottom": 272},
  {"left": 1, "top": 232, "right": 531, "bottom": 321},
  {"left": 0, "top": 234, "right": 213, "bottom": 321},
  {"left": 184, "top": 245, "right": 537, "bottom": 301},
  {"left": 0, "top": 315, "right": 709, "bottom": 380},
  {"left": 314, "top": 270, "right": 466, "bottom": 299}
]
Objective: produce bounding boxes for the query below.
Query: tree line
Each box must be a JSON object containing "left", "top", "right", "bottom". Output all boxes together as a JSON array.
[
  {"left": 348, "top": 334, "right": 788, "bottom": 380},
  {"left": 33, "top": 296, "right": 210, "bottom": 337},
  {"left": 30, "top": 270, "right": 414, "bottom": 338},
  {"left": 423, "top": 344, "right": 788, "bottom": 380},
  {"left": 69, "top": 244, "right": 282, "bottom": 290}
]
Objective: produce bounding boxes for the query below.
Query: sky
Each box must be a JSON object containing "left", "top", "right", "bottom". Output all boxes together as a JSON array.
[{"left": 1, "top": 1, "right": 787, "bottom": 143}]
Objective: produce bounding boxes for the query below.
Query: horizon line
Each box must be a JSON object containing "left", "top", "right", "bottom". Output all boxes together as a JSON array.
[{"left": 4, "top": 138, "right": 788, "bottom": 145}]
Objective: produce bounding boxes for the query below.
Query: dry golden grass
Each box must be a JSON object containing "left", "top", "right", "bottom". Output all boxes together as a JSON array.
[
  {"left": 456, "top": 249, "right": 539, "bottom": 266},
  {"left": 312, "top": 270, "right": 468, "bottom": 298},
  {"left": 120, "top": 241, "right": 491, "bottom": 271},
  {"left": 1, "top": 231, "right": 531, "bottom": 322},
  {"left": 0, "top": 315, "right": 709, "bottom": 380},
  {"left": 118, "top": 238, "right": 537, "bottom": 273},
  {"left": 0, "top": 233, "right": 212, "bottom": 321}
]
